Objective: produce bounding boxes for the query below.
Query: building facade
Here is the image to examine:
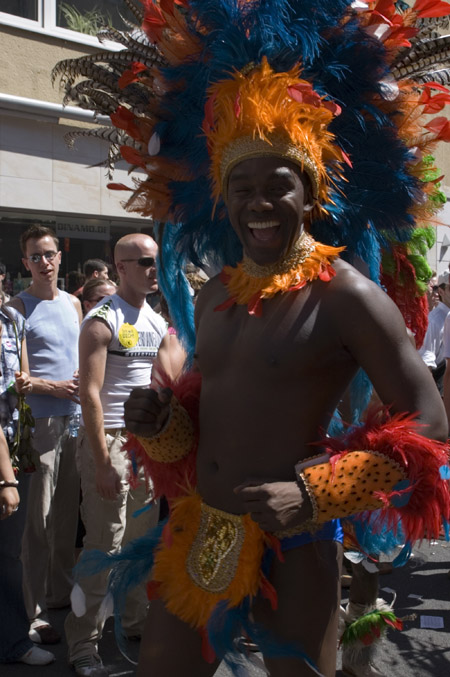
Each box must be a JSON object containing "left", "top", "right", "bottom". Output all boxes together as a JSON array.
[
  {"left": 0, "top": 1, "right": 149, "bottom": 294},
  {"left": 1, "top": 1, "right": 449, "bottom": 293}
]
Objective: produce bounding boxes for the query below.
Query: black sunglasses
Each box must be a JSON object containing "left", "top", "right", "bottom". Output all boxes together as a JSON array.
[{"left": 119, "top": 257, "right": 156, "bottom": 267}]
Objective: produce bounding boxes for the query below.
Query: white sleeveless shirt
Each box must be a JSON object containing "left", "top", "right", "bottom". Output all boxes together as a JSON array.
[{"left": 82, "top": 294, "right": 167, "bottom": 428}]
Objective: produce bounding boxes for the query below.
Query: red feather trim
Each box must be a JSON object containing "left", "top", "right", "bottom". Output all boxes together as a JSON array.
[
  {"left": 380, "top": 244, "right": 428, "bottom": 348},
  {"left": 247, "top": 293, "right": 263, "bottom": 316},
  {"left": 323, "top": 408, "right": 450, "bottom": 543},
  {"left": 260, "top": 574, "right": 278, "bottom": 611},
  {"left": 214, "top": 296, "right": 236, "bottom": 312},
  {"left": 123, "top": 370, "right": 201, "bottom": 501},
  {"left": 146, "top": 579, "right": 161, "bottom": 601}
]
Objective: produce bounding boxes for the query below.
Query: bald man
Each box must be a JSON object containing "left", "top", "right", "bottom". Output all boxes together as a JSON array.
[{"left": 65, "top": 234, "right": 171, "bottom": 677}]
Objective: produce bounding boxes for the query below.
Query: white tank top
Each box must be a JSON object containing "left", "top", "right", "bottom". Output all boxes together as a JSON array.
[{"left": 82, "top": 294, "right": 167, "bottom": 428}]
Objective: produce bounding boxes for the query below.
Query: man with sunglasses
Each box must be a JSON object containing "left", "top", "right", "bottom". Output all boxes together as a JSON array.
[
  {"left": 64, "top": 233, "right": 170, "bottom": 677},
  {"left": 8, "top": 224, "right": 82, "bottom": 646}
]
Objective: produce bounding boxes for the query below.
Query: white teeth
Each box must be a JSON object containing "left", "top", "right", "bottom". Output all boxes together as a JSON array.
[{"left": 248, "top": 221, "right": 280, "bottom": 229}]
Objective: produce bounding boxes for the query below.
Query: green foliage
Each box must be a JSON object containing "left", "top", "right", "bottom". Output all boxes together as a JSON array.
[{"left": 58, "top": 3, "right": 111, "bottom": 36}]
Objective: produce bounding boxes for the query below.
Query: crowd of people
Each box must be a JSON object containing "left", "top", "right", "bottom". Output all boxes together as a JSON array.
[
  {"left": 2, "top": 1, "right": 450, "bottom": 676},
  {"left": 0, "top": 225, "right": 181, "bottom": 674},
  {"left": 0, "top": 206, "right": 448, "bottom": 677}
]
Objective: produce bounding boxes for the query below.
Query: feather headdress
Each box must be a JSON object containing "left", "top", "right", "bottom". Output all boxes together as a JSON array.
[{"left": 52, "top": 0, "right": 450, "bottom": 353}]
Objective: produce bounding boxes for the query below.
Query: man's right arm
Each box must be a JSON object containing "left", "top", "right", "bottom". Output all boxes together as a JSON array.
[
  {"left": 79, "top": 319, "right": 121, "bottom": 500},
  {"left": 7, "top": 296, "right": 78, "bottom": 400}
]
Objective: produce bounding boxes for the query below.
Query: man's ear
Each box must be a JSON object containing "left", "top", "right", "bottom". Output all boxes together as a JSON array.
[
  {"left": 22, "top": 258, "right": 30, "bottom": 273},
  {"left": 303, "top": 185, "right": 315, "bottom": 213},
  {"left": 301, "top": 173, "right": 315, "bottom": 213}
]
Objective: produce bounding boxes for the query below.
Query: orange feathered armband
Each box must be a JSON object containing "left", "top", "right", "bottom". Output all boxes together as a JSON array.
[
  {"left": 123, "top": 370, "right": 201, "bottom": 500},
  {"left": 299, "top": 409, "right": 450, "bottom": 544}
]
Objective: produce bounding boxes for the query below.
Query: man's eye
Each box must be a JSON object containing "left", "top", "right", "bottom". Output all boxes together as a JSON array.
[{"left": 269, "top": 184, "right": 288, "bottom": 194}]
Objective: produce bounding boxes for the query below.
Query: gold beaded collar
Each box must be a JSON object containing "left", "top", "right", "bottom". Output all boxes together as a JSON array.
[
  {"left": 215, "top": 233, "right": 345, "bottom": 317},
  {"left": 241, "top": 232, "right": 316, "bottom": 278}
]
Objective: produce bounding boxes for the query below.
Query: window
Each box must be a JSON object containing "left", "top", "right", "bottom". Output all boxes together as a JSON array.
[
  {"left": 0, "top": 1, "right": 135, "bottom": 43},
  {"left": 57, "top": 1, "right": 133, "bottom": 35},
  {"left": 1, "top": 1, "right": 38, "bottom": 21}
]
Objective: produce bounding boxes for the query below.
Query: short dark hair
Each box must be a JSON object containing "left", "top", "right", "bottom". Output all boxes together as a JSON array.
[
  {"left": 20, "top": 225, "right": 59, "bottom": 255},
  {"left": 0, "top": 263, "right": 6, "bottom": 276},
  {"left": 83, "top": 259, "right": 108, "bottom": 277}
]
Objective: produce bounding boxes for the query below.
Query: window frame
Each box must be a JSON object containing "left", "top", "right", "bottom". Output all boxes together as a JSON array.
[{"left": 0, "top": 0, "right": 122, "bottom": 50}]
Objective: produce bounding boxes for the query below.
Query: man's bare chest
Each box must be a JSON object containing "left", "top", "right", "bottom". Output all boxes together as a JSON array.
[{"left": 196, "top": 286, "right": 349, "bottom": 380}]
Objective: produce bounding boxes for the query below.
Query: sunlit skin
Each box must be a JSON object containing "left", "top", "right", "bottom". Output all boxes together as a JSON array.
[
  {"left": 128, "top": 157, "right": 447, "bottom": 677},
  {"left": 92, "top": 267, "right": 109, "bottom": 281},
  {"left": 426, "top": 274, "right": 439, "bottom": 311}
]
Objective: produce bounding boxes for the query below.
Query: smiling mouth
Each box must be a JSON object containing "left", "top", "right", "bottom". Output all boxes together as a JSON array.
[{"left": 248, "top": 220, "right": 280, "bottom": 242}]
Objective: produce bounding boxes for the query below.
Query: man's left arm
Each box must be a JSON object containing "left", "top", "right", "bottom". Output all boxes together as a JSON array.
[
  {"left": 152, "top": 332, "right": 187, "bottom": 384},
  {"left": 237, "top": 272, "right": 449, "bottom": 534},
  {"left": 338, "top": 273, "right": 447, "bottom": 439},
  {"left": 70, "top": 294, "right": 83, "bottom": 324}
]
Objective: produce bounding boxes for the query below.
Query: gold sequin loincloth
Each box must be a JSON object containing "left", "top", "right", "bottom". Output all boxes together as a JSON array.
[{"left": 186, "top": 503, "right": 246, "bottom": 593}]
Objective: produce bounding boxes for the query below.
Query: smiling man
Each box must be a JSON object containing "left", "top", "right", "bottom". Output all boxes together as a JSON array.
[
  {"left": 54, "top": 4, "right": 450, "bottom": 675},
  {"left": 124, "top": 86, "right": 449, "bottom": 677}
]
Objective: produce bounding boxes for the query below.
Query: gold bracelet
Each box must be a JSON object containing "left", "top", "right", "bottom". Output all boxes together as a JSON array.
[{"left": 136, "top": 397, "right": 195, "bottom": 463}]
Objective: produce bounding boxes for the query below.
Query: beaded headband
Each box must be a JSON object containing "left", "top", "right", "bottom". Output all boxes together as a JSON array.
[{"left": 219, "top": 134, "right": 320, "bottom": 201}]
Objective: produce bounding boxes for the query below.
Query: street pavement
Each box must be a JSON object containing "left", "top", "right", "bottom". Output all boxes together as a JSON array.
[{"left": 4, "top": 538, "right": 449, "bottom": 676}]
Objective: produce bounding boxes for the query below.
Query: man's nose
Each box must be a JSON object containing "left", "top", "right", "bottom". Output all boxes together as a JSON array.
[{"left": 248, "top": 192, "right": 273, "bottom": 211}]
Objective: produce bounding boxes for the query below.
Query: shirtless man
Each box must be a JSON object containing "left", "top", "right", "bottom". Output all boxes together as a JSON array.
[{"left": 125, "top": 156, "right": 447, "bottom": 677}]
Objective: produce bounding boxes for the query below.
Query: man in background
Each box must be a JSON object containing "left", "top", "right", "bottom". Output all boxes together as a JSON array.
[
  {"left": 83, "top": 259, "right": 109, "bottom": 282},
  {"left": 419, "top": 270, "right": 450, "bottom": 394},
  {"left": 8, "top": 225, "right": 82, "bottom": 645},
  {"left": 65, "top": 233, "right": 171, "bottom": 677}
]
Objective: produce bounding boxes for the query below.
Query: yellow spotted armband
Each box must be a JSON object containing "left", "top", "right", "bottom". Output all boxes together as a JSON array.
[
  {"left": 136, "top": 397, "right": 195, "bottom": 463},
  {"left": 295, "top": 451, "right": 406, "bottom": 523}
]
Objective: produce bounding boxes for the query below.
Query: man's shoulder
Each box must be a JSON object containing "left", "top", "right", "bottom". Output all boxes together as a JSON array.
[
  {"left": 321, "top": 259, "right": 400, "bottom": 329},
  {"left": 87, "top": 296, "right": 115, "bottom": 322},
  {"left": 323, "top": 259, "right": 378, "bottom": 300}
]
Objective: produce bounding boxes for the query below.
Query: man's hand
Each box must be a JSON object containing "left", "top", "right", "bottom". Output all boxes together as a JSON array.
[
  {"left": 234, "top": 479, "right": 313, "bottom": 532},
  {"left": 0, "top": 487, "right": 20, "bottom": 519},
  {"left": 53, "top": 379, "right": 80, "bottom": 402},
  {"left": 95, "top": 462, "right": 122, "bottom": 500},
  {"left": 14, "top": 371, "right": 33, "bottom": 395},
  {"left": 124, "top": 387, "right": 172, "bottom": 438}
]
